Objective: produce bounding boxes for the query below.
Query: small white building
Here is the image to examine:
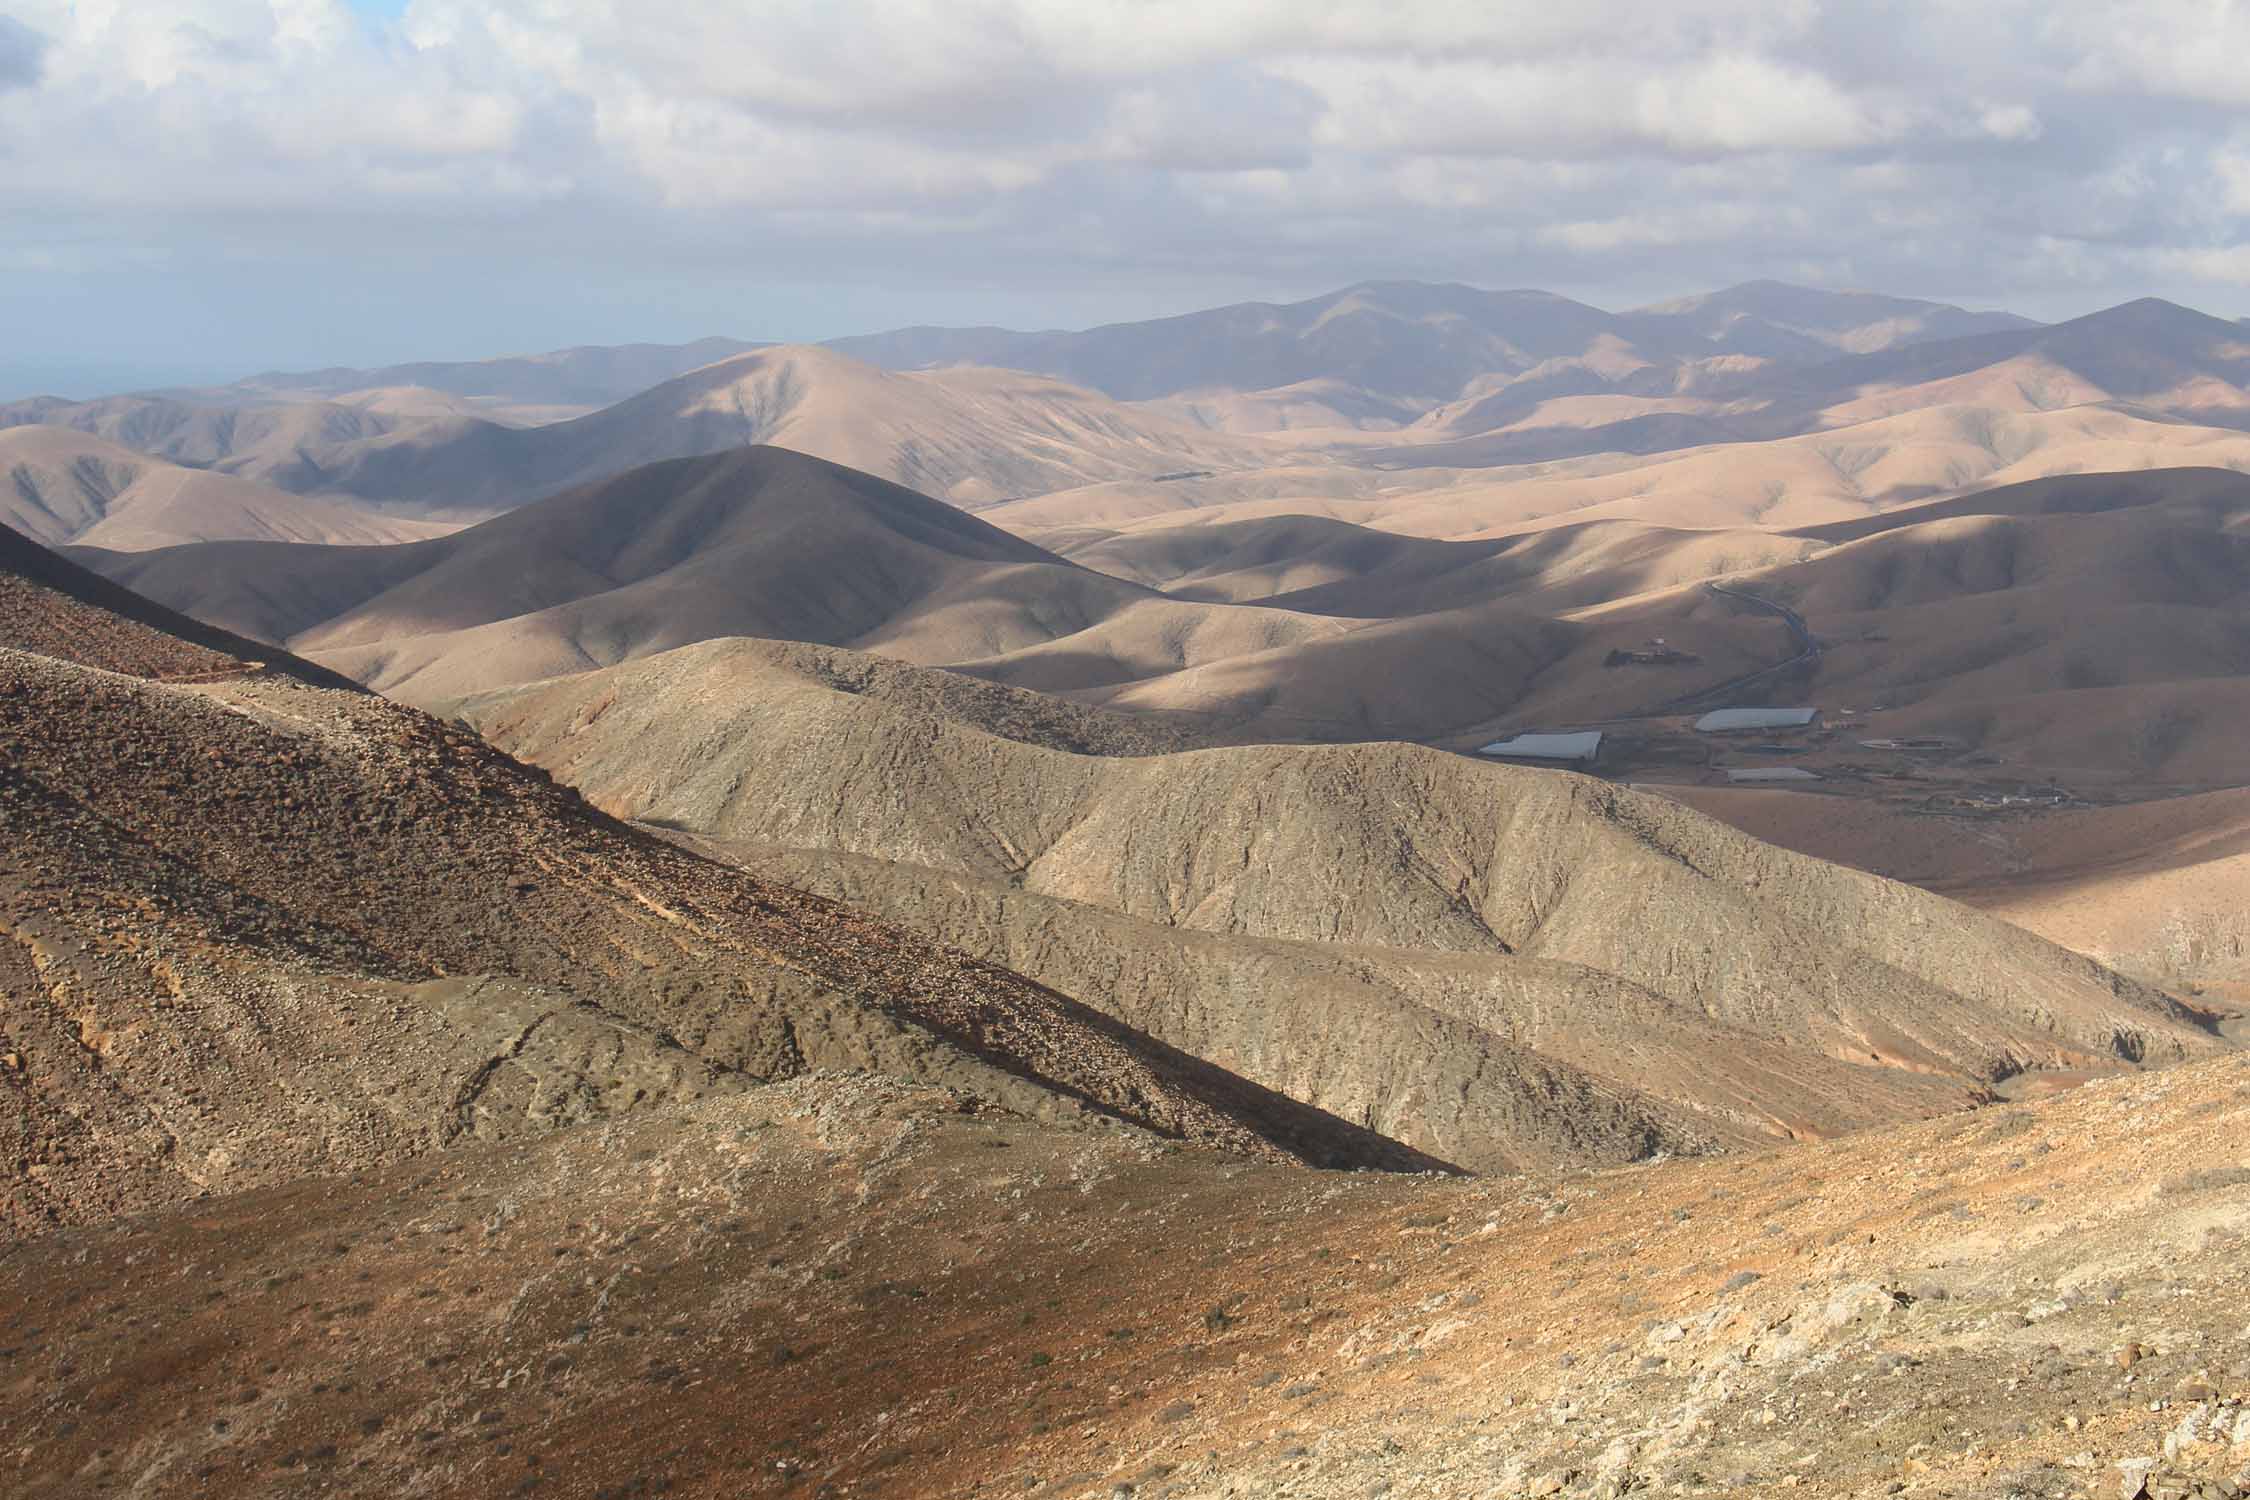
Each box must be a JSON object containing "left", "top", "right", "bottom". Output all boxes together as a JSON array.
[
  {"left": 1725, "top": 766, "right": 1821, "bottom": 784},
  {"left": 1694, "top": 707, "right": 1821, "bottom": 733},
  {"left": 1477, "top": 731, "right": 1603, "bottom": 766}
]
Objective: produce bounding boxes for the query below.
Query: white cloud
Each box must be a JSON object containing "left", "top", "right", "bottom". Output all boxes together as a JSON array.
[{"left": 0, "top": 0, "right": 2247, "bottom": 366}]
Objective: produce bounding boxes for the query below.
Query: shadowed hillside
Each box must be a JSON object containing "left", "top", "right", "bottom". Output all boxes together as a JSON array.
[{"left": 82, "top": 447, "right": 1170, "bottom": 703}]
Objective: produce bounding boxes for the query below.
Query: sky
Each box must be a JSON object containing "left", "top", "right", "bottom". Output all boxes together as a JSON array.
[{"left": 4, "top": 0, "right": 2250, "bottom": 396}]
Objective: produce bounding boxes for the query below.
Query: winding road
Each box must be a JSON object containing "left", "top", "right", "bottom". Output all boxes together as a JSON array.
[{"left": 1644, "top": 582, "right": 1821, "bottom": 714}]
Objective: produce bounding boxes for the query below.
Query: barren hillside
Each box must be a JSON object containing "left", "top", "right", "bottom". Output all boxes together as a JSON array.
[
  {"left": 0, "top": 522, "right": 1438, "bottom": 1233},
  {"left": 459, "top": 638, "right": 2224, "bottom": 1165}
]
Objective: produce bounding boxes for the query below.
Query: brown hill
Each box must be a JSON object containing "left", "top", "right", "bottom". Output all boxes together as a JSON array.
[
  {"left": 0, "top": 426, "right": 454, "bottom": 550},
  {"left": 0, "top": 523, "right": 1440, "bottom": 1233},
  {"left": 0, "top": 521, "right": 360, "bottom": 686},
  {"left": 84, "top": 453, "right": 2250, "bottom": 776},
  {"left": 1686, "top": 469, "right": 2250, "bottom": 767},
  {"left": 458, "top": 638, "right": 2223, "bottom": 1166},
  {"left": 1058, "top": 512, "right": 1821, "bottom": 615}
]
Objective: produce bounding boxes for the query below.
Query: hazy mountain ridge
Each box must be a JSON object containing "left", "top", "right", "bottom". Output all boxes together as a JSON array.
[{"left": 829, "top": 279, "right": 2036, "bottom": 403}]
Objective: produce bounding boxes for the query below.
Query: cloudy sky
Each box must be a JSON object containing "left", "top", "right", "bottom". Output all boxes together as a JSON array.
[{"left": 4, "top": 0, "right": 2249, "bottom": 394}]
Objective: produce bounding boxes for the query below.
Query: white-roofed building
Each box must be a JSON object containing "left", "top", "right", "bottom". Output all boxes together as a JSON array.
[
  {"left": 1694, "top": 707, "right": 1820, "bottom": 733},
  {"left": 1476, "top": 731, "right": 1603, "bottom": 765},
  {"left": 1725, "top": 766, "right": 1821, "bottom": 784}
]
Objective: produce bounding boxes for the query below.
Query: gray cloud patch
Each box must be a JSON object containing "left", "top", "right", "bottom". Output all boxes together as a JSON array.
[{"left": 0, "top": 15, "right": 44, "bottom": 92}]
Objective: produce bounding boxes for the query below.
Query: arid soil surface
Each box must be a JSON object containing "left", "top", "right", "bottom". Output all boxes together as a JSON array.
[{"left": 4, "top": 1055, "right": 2246, "bottom": 1500}]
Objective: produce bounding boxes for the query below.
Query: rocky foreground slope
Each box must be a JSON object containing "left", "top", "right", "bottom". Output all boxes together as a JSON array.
[{"left": 4, "top": 1048, "right": 2245, "bottom": 1500}]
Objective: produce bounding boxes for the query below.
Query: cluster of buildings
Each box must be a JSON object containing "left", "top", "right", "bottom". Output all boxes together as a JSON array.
[{"left": 1477, "top": 706, "right": 1826, "bottom": 781}]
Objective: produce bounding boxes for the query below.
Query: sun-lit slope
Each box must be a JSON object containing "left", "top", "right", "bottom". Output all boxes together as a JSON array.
[
  {"left": 316, "top": 383, "right": 589, "bottom": 426},
  {"left": 1787, "top": 297, "right": 2250, "bottom": 429},
  {"left": 461, "top": 651, "right": 2218, "bottom": 1099},
  {"left": 727, "top": 842, "right": 1986, "bottom": 1153},
  {"left": 1060, "top": 512, "right": 1819, "bottom": 614},
  {"left": 1349, "top": 403, "right": 2250, "bottom": 541},
  {"left": 0, "top": 391, "right": 419, "bottom": 473},
  {"left": 590, "top": 349, "right": 1287, "bottom": 506},
  {"left": 977, "top": 401, "right": 2250, "bottom": 549},
  {"left": 944, "top": 575, "right": 1808, "bottom": 741},
  {"left": 0, "top": 526, "right": 1435, "bottom": 1232},
  {"left": 984, "top": 463, "right": 1421, "bottom": 538},
  {"left": 1056, "top": 514, "right": 1468, "bottom": 597},
  {"left": 955, "top": 595, "right": 1579, "bottom": 737},
  {"left": 449, "top": 641, "right": 1784, "bottom": 1172},
  {"left": 1134, "top": 376, "right": 1429, "bottom": 434},
  {"left": 0, "top": 426, "right": 456, "bottom": 550}
]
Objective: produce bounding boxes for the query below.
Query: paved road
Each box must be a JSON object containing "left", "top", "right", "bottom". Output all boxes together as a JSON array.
[{"left": 1644, "top": 582, "right": 1820, "bottom": 714}]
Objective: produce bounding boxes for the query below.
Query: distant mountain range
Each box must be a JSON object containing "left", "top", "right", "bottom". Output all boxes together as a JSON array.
[
  {"left": 74, "top": 279, "right": 2037, "bottom": 417},
  {"left": 829, "top": 279, "right": 2038, "bottom": 401},
  {"left": 9, "top": 281, "right": 2250, "bottom": 558}
]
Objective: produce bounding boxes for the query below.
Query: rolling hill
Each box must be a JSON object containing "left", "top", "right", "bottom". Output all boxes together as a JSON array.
[
  {"left": 1362, "top": 298, "right": 2250, "bottom": 471},
  {"left": 453, "top": 631, "right": 2225, "bottom": 1171},
  {"left": 87, "top": 445, "right": 2250, "bottom": 778}
]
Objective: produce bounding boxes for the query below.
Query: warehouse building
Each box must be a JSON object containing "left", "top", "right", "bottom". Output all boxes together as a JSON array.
[
  {"left": 1725, "top": 766, "right": 1822, "bottom": 784},
  {"left": 1476, "top": 731, "right": 1604, "bottom": 766},
  {"left": 1694, "top": 707, "right": 1821, "bottom": 733}
]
